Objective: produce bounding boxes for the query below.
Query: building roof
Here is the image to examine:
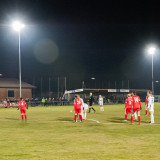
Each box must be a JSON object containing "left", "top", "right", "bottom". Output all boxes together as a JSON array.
[{"left": 0, "top": 78, "right": 36, "bottom": 88}]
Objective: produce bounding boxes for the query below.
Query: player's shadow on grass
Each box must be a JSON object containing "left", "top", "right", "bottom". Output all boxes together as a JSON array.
[
  {"left": 108, "top": 117, "right": 125, "bottom": 123},
  {"left": 57, "top": 117, "right": 73, "bottom": 122},
  {"left": 5, "top": 118, "right": 19, "bottom": 120}
]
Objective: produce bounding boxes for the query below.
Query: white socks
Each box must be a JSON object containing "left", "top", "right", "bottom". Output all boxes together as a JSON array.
[
  {"left": 100, "top": 107, "right": 104, "bottom": 111},
  {"left": 84, "top": 112, "right": 86, "bottom": 119},
  {"left": 134, "top": 112, "right": 137, "bottom": 120},
  {"left": 151, "top": 113, "right": 154, "bottom": 123}
]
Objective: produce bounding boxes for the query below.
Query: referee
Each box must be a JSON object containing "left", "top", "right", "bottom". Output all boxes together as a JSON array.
[{"left": 88, "top": 92, "right": 96, "bottom": 113}]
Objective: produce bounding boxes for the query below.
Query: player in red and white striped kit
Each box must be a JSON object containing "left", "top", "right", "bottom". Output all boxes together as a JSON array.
[
  {"left": 124, "top": 94, "right": 133, "bottom": 121},
  {"left": 131, "top": 91, "right": 142, "bottom": 125},
  {"left": 74, "top": 95, "right": 83, "bottom": 122},
  {"left": 18, "top": 97, "right": 28, "bottom": 121}
]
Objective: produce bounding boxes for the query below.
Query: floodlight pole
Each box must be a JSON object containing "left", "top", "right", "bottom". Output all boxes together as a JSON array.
[
  {"left": 152, "top": 54, "right": 154, "bottom": 94},
  {"left": 19, "top": 31, "right": 22, "bottom": 98}
]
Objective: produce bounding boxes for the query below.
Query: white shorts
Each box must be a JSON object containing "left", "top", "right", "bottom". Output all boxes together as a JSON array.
[
  {"left": 148, "top": 105, "right": 154, "bottom": 112},
  {"left": 83, "top": 103, "right": 88, "bottom": 110},
  {"left": 99, "top": 102, "right": 103, "bottom": 106}
]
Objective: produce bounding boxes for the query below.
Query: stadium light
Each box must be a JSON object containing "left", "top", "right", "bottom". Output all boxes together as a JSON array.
[
  {"left": 12, "top": 21, "right": 25, "bottom": 32},
  {"left": 148, "top": 46, "right": 156, "bottom": 55},
  {"left": 12, "top": 21, "right": 25, "bottom": 98},
  {"left": 147, "top": 46, "right": 157, "bottom": 94},
  {"left": 91, "top": 77, "right": 95, "bottom": 80}
]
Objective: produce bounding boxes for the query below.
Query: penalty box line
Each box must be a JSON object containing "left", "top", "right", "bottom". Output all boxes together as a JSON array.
[{"left": 86, "top": 119, "right": 160, "bottom": 125}]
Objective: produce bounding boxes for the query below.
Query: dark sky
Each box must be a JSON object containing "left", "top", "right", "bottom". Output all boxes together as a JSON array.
[{"left": 0, "top": 0, "right": 160, "bottom": 94}]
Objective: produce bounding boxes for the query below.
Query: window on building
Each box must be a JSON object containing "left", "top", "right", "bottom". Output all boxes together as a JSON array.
[{"left": 8, "top": 90, "right": 14, "bottom": 97}]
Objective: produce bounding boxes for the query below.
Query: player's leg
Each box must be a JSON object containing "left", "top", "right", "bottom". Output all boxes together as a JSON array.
[
  {"left": 20, "top": 109, "right": 24, "bottom": 120},
  {"left": 131, "top": 112, "right": 134, "bottom": 124},
  {"left": 100, "top": 105, "right": 102, "bottom": 111},
  {"left": 138, "top": 110, "right": 141, "bottom": 125},
  {"left": 84, "top": 109, "right": 87, "bottom": 119},
  {"left": 134, "top": 111, "right": 137, "bottom": 120},
  {"left": 125, "top": 108, "right": 128, "bottom": 121},
  {"left": 150, "top": 111, "right": 153, "bottom": 123},
  {"left": 74, "top": 113, "right": 78, "bottom": 122},
  {"left": 24, "top": 109, "right": 27, "bottom": 120},
  {"left": 150, "top": 106, "right": 154, "bottom": 123},
  {"left": 79, "top": 113, "right": 83, "bottom": 122},
  {"left": 21, "top": 114, "right": 24, "bottom": 120},
  {"left": 91, "top": 106, "right": 96, "bottom": 112},
  {"left": 24, "top": 114, "right": 27, "bottom": 120},
  {"left": 145, "top": 105, "right": 148, "bottom": 115},
  {"left": 81, "top": 108, "right": 84, "bottom": 119},
  {"left": 88, "top": 106, "right": 91, "bottom": 113},
  {"left": 102, "top": 105, "right": 104, "bottom": 111}
]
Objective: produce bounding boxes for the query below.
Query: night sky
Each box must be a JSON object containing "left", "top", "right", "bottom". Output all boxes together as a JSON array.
[{"left": 0, "top": 0, "right": 160, "bottom": 95}]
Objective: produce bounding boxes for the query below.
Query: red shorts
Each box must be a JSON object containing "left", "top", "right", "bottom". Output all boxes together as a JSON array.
[
  {"left": 126, "top": 108, "right": 132, "bottom": 114},
  {"left": 75, "top": 108, "right": 81, "bottom": 113},
  {"left": 20, "top": 108, "right": 26, "bottom": 114},
  {"left": 133, "top": 108, "right": 140, "bottom": 112}
]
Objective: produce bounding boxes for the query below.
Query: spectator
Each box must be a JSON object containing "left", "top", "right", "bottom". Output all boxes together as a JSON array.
[{"left": 42, "top": 97, "right": 46, "bottom": 106}]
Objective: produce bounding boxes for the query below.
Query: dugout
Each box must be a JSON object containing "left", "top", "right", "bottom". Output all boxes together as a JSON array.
[{"left": 64, "top": 88, "right": 148, "bottom": 104}]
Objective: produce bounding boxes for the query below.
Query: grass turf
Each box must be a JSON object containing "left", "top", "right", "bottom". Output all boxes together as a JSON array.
[{"left": 0, "top": 103, "right": 160, "bottom": 160}]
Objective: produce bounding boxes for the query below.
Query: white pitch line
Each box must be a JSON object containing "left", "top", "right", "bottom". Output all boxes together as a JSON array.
[
  {"left": 103, "top": 122, "right": 125, "bottom": 125},
  {"left": 87, "top": 119, "right": 100, "bottom": 123},
  {"left": 86, "top": 119, "right": 160, "bottom": 125}
]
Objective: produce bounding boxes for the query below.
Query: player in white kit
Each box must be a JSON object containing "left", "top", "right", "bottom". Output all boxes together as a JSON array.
[
  {"left": 148, "top": 90, "right": 154, "bottom": 124},
  {"left": 99, "top": 95, "right": 104, "bottom": 111},
  {"left": 80, "top": 98, "right": 88, "bottom": 120},
  {"left": 80, "top": 97, "right": 84, "bottom": 119},
  {"left": 83, "top": 103, "right": 88, "bottom": 119}
]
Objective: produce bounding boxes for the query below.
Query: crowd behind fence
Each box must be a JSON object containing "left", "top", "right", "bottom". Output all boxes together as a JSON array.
[{"left": 0, "top": 95, "right": 159, "bottom": 108}]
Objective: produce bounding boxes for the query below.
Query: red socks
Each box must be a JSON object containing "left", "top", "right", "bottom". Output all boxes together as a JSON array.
[
  {"left": 138, "top": 116, "right": 141, "bottom": 125},
  {"left": 145, "top": 110, "right": 147, "bottom": 115},
  {"left": 79, "top": 115, "right": 83, "bottom": 122},
  {"left": 21, "top": 115, "right": 24, "bottom": 120},
  {"left": 131, "top": 116, "right": 133, "bottom": 124},
  {"left": 125, "top": 114, "right": 127, "bottom": 120},
  {"left": 74, "top": 115, "right": 77, "bottom": 122}
]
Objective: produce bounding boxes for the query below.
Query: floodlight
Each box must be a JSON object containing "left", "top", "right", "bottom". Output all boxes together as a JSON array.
[
  {"left": 147, "top": 46, "right": 156, "bottom": 55},
  {"left": 12, "top": 21, "right": 25, "bottom": 32}
]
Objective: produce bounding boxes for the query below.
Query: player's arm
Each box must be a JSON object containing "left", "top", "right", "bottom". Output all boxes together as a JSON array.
[
  {"left": 139, "top": 98, "right": 142, "bottom": 109},
  {"left": 145, "top": 98, "right": 148, "bottom": 106},
  {"left": 92, "top": 97, "right": 95, "bottom": 105},
  {"left": 74, "top": 99, "right": 77, "bottom": 111},
  {"left": 25, "top": 102, "right": 28, "bottom": 109},
  {"left": 124, "top": 99, "right": 127, "bottom": 109}
]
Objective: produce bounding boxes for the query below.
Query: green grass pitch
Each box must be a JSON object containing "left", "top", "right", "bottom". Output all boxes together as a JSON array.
[{"left": 0, "top": 103, "right": 160, "bottom": 160}]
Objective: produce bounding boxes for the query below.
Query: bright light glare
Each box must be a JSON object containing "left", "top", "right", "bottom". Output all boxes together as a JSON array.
[
  {"left": 12, "top": 21, "right": 25, "bottom": 32},
  {"left": 91, "top": 77, "right": 95, "bottom": 80},
  {"left": 147, "top": 46, "right": 156, "bottom": 55},
  {"left": 155, "top": 81, "right": 159, "bottom": 83}
]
